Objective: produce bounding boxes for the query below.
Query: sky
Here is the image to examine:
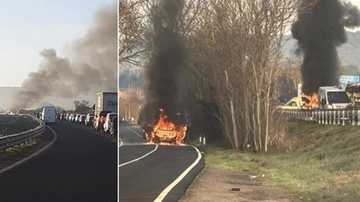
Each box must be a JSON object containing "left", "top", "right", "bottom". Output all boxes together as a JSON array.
[
  {"left": 1, "top": 0, "right": 360, "bottom": 87},
  {"left": 347, "top": 0, "right": 360, "bottom": 32},
  {"left": 0, "top": 0, "right": 115, "bottom": 87}
]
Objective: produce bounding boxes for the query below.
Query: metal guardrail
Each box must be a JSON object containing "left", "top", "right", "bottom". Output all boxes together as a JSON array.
[
  {"left": 0, "top": 115, "right": 46, "bottom": 151},
  {"left": 280, "top": 109, "right": 360, "bottom": 126}
]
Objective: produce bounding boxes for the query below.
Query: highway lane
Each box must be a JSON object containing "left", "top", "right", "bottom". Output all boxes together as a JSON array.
[
  {"left": 119, "top": 125, "right": 204, "bottom": 202},
  {"left": 0, "top": 121, "right": 117, "bottom": 202},
  {"left": 0, "top": 114, "right": 20, "bottom": 123}
]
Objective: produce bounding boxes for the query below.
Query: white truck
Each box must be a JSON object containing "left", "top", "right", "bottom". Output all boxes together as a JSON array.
[
  {"left": 93, "top": 92, "right": 118, "bottom": 131},
  {"left": 317, "top": 86, "right": 351, "bottom": 109}
]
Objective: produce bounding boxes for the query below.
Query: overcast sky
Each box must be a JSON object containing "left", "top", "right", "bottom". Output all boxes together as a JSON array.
[
  {"left": 1, "top": 0, "right": 360, "bottom": 87},
  {"left": 0, "top": 0, "right": 114, "bottom": 86}
]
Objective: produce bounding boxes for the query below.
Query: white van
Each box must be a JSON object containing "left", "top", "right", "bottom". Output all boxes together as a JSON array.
[
  {"left": 317, "top": 86, "right": 351, "bottom": 109},
  {"left": 41, "top": 106, "right": 56, "bottom": 124},
  {"left": 103, "top": 112, "right": 117, "bottom": 133}
]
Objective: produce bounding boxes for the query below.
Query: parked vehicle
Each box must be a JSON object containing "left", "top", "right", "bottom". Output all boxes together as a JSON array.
[
  {"left": 73, "top": 114, "right": 79, "bottom": 122},
  {"left": 41, "top": 106, "right": 56, "bottom": 124},
  {"left": 109, "top": 116, "right": 117, "bottom": 136},
  {"left": 85, "top": 114, "right": 94, "bottom": 126},
  {"left": 103, "top": 112, "right": 117, "bottom": 133},
  {"left": 317, "top": 86, "right": 351, "bottom": 109},
  {"left": 78, "top": 114, "right": 86, "bottom": 124},
  {"left": 93, "top": 92, "right": 117, "bottom": 131},
  {"left": 68, "top": 114, "right": 75, "bottom": 122}
]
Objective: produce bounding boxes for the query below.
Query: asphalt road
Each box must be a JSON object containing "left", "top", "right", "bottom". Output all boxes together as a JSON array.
[
  {"left": 0, "top": 114, "right": 20, "bottom": 123},
  {"left": 119, "top": 126, "right": 204, "bottom": 202},
  {"left": 0, "top": 121, "right": 117, "bottom": 202}
]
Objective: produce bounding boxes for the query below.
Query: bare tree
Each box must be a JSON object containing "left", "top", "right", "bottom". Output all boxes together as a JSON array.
[
  {"left": 186, "top": 0, "right": 317, "bottom": 151},
  {"left": 119, "top": 0, "right": 147, "bottom": 66}
]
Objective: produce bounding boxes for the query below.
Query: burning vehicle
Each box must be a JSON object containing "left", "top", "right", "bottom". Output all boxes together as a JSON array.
[
  {"left": 139, "top": 0, "right": 189, "bottom": 145},
  {"left": 139, "top": 107, "right": 188, "bottom": 145},
  {"left": 298, "top": 86, "right": 352, "bottom": 110}
]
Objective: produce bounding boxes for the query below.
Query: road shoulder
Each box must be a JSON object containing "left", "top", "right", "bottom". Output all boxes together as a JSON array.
[
  {"left": 179, "top": 166, "right": 300, "bottom": 202},
  {"left": 0, "top": 128, "right": 53, "bottom": 171}
]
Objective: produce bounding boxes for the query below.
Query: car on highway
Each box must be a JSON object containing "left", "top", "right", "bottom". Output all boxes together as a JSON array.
[
  {"left": 74, "top": 114, "right": 81, "bottom": 122},
  {"left": 78, "top": 114, "right": 86, "bottom": 124},
  {"left": 68, "top": 114, "right": 75, "bottom": 122},
  {"left": 103, "top": 112, "right": 117, "bottom": 134},
  {"left": 41, "top": 106, "right": 56, "bottom": 124},
  {"left": 85, "top": 114, "right": 94, "bottom": 126},
  {"left": 109, "top": 118, "right": 117, "bottom": 136}
]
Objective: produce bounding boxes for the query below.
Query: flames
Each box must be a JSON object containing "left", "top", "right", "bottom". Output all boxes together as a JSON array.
[
  {"left": 302, "top": 93, "right": 318, "bottom": 109},
  {"left": 143, "top": 108, "right": 187, "bottom": 145}
]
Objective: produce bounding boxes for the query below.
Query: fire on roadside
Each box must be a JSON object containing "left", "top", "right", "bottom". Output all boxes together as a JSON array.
[
  {"left": 143, "top": 108, "right": 187, "bottom": 145},
  {"left": 301, "top": 93, "right": 318, "bottom": 109}
]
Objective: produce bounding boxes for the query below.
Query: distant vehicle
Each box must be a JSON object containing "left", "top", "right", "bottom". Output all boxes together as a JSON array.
[
  {"left": 103, "top": 112, "right": 117, "bottom": 133},
  {"left": 73, "top": 114, "right": 79, "bottom": 122},
  {"left": 279, "top": 97, "right": 302, "bottom": 110},
  {"left": 41, "top": 106, "right": 56, "bottom": 124},
  {"left": 85, "top": 114, "right": 94, "bottom": 126},
  {"left": 93, "top": 92, "right": 117, "bottom": 131},
  {"left": 68, "top": 114, "right": 75, "bottom": 122},
  {"left": 109, "top": 116, "right": 117, "bottom": 136},
  {"left": 78, "top": 114, "right": 86, "bottom": 124},
  {"left": 318, "top": 86, "right": 351, "bottom": 109}
]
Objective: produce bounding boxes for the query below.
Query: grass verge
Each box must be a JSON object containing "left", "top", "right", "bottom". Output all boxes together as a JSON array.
[
  {"left": 5, "top": 139, "right": 37, "bottom": 153},
  {"left": 14, "top": 115, "right": 40, "bottom": 133},
  {"left": 202, "top": 120, "right": 360, "bottom": 202}
]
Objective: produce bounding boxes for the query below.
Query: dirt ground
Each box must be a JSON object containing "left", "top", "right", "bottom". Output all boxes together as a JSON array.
[{"left": 180, "top": 166, "right": 301, "bottom": 202}]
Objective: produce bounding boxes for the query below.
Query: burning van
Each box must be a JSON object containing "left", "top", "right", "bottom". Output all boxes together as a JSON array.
[{"left": 139, "top": 107, "right": 188, "bottom": 145}]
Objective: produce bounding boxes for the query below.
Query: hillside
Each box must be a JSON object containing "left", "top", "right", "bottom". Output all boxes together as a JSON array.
[{"left": 282, "top": 30, "right": 360, "bottom": 66}]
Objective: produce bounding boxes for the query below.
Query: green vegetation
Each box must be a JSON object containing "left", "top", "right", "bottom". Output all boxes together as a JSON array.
[
  {"left": 202, "top": 120, "right": 360, "bottom": 202},
  {"left": 5, "top": 139, "right": 37, "bottom": 153}
]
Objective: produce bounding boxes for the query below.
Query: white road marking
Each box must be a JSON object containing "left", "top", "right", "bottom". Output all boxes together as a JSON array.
[
  {"left": 153, "top": 145, "right": 202, "bottom": 202},
  {"left": 0, "top": 125, "right": 58, "bottom": 174},
  {"left": 125, "top": 127, "right": 143, "bottom": 138},
  {"left": 118, "top": 144, "right": 158, "bottom": 168}
]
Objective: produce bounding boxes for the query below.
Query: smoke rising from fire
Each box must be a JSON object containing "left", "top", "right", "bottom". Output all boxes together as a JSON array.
[
  {"left": 12, "top": 2, "right": 117, "bottom": 109},
  {"left": 142, "top": 0, "right": 188, "bottom": 124},
  {"left": 292, "top": 0, "right": 360, "bottom": 95}
]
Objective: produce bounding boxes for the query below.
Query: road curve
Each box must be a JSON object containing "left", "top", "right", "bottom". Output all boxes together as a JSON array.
[
  {"left": 0, "top": 121, "right": 117, "bottom": 202},
  {"left": 119, "top": 126, "right": 204, "bottom": 202}
]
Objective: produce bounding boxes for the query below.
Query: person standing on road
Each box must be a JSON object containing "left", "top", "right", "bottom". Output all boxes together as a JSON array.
[{"left": 99, "top": 115, "right": 106, "bottom": 132}]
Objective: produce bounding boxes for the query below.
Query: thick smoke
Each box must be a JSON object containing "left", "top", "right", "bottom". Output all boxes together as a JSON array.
[
  {"left": 12, "top": 2, "right": 117, "bottom": 109},
  {"left": 141, "top": 0, "right": 188, "bottom": 125},
  {"left": 292, "top": 0, "right": 360, "bottom": 95}
]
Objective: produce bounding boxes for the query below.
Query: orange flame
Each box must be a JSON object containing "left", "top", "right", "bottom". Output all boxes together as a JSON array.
[
  {"left": 144, "top": 108, "right": 187, "bottom": 145},
  {"left": 302, "top": 93, "right": 318, "bottom": 109}
]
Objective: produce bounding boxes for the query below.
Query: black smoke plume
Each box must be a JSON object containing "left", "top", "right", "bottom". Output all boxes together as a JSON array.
[
  {"left": 12, "top": 2, "right": 117, "bottom": 109},
  {"left": 292, "top": 0, "right": 360, "bottom": 95},
  {"left": 141, "top": 0, "right": 188, "bottom": 125}
]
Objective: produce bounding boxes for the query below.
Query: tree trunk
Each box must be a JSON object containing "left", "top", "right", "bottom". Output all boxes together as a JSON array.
[{"left": 230, "top": 96, "right": 239, "bottom": 150}]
